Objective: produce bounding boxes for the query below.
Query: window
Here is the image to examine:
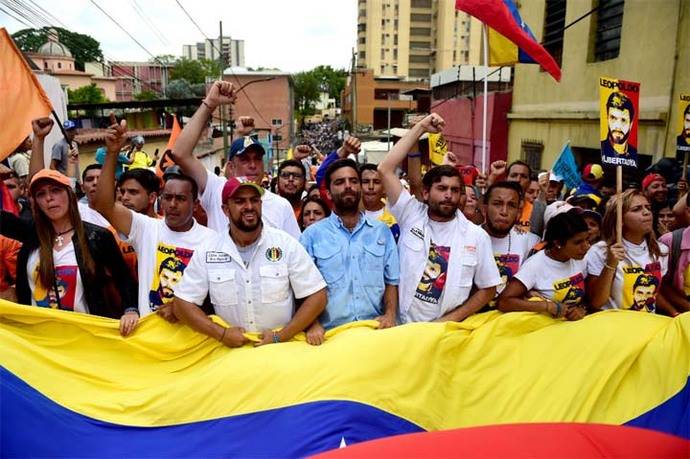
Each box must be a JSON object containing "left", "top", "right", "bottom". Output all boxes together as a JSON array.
[
  {"left": 359, "top": 51, "right": 366, "bottom": 60},
  {"left": 381, "top": 49, "right": 385, "bottom": 59},
  {"left": 273, "top": 135, "right": 282, "bottom": 141},
  {"left": 410, "top": 27, "right": 431, "bottom": 36},
  {"left": 358, "top": 23, "right": 366, "bottom": 32},
  {"left": 542, "top": 0, "right": 566, "bottom": 66},
  {"left": 411, "top": 13, "right": 431, "bottom": 22},
  {"left": 393, "top": 49, "right": 398, "bottom": 59},
  {"left": 410, "top": 41, "right": 429, "bottom": 49},
  {"left": 393, "top": 65, "right": 398, "bottom": 73},
  {"left": 272, "top": 119, "right": 282, "bottom": 126},
  {"left": 521, "top": 140, "right": 544, "bottom": 172},
  {"left": 409, "top": 68, "right": 429, "bottom": 78},
  {"left": 381, "top": 65, "right": 385, "bottom": 73},
  {"left": 57, "top": 62, "right": 62, "bottom": 69},
  {"left": 591, "top": 0, "right": 625, "bottom": 62},
  {"left": 411, "top": 0, "right": 431, "bottom": 7},
  {"left": 359, "top": 9, "right": 365, "bottom": 17},
  {"left": 409, "top": 55, "right": 429, "bottom": 63},
  {"left": 359, "top": 37, "right": 365, "bottom": 44}
]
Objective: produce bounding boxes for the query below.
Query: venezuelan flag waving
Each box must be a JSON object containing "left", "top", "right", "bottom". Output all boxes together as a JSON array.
[
  {"left": 456, "top": 0, "right": 562, "bottom": 81},
  {"left": 1, "top": 300, "right": 688, "bottom": 457}
]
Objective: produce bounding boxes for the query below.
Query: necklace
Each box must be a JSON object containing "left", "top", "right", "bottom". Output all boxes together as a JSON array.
[{"left": 54, "top": 228, "right": 73, "bottom": 247}]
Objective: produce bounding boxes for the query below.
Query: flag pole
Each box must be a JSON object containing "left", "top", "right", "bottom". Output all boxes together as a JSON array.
[
  {"left": 616, "top": 165, "right": 623, "bottom": 244},
  {"left": 481, "top": 24, "right": 489, "bottom": 175}
]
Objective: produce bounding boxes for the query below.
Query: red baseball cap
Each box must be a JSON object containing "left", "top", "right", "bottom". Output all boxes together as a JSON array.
[
  {"left": 221, "top": 176, "right": 264, "bottom": 202},
  {"left": 641, "top": 173, "right": 665, "bottom": 191}
]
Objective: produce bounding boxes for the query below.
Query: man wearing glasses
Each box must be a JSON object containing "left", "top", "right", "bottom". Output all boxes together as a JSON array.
[{"left": 276, "top": 159, "right": 307, "bottom": 220}]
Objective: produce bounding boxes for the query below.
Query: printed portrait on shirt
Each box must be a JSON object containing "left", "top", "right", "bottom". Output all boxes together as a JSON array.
[
  {"left": 622, "top": 263, "right": 661, "bottom": 313},
  {"left": 552, "top": 272, "right": 585, "bottom": 307},
  {"left": 33, "top": 265, "right": 78, "bottom": 310},
  {"left": 415, "top": 242, "right": 451, "bottom": 304},
  {"left": 495, "top": 253, "right": 520, "bottom": 286},
  {"left": 148, "top": 243, "right": 194, "bottom": 310}
]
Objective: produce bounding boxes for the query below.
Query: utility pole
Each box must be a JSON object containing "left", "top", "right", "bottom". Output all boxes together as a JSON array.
[
  {"left": 219, "top": 20, "right": 230, "bottom": 155},
  {"left": 351, "top": 47, "right": 357, "bottom": 136}
]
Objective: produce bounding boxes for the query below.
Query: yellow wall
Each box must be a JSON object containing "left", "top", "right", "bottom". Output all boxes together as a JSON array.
[{"left": 508, "top": 0, "right": 689, "bottom": 168}]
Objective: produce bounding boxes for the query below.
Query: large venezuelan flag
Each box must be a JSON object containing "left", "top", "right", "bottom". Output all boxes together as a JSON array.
[
  {"left": 1, "top": 300, "right": 688, "bottom": 457},
  {"left": 455, "top": 0, "right": 562, "bottom": 81}
]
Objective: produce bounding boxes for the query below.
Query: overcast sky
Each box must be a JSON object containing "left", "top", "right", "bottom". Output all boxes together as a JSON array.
[{"left": 1, "top": 0, "right": 357, "bottom": 72}]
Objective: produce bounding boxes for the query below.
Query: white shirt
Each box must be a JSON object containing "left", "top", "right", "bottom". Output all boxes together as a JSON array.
[
  {"left": 126, "top": 212, "right": 218, "bottom": 316},
  {"left": 201, "top": 170, "right": 301, "bottom": 239},
  {"left": 390, "top": 190, "right": 500, "bottom": 323},
  {"left": 175, "top": 226, "right": 326, "bottom": 332},
  {"left": 489, "top": 228, "right": 540, "bottom": 295},
  {"left": 78, "top": 202, "right": 111, "bottom": 228},
  {"left": 586, "top": 239, "right": 668, "bottom": 312},
  {"left": 514, "top": 250, "right": 588, "bottom": 307},
  {"left": 27, "top": 242, "right": 87, "bottom": 313}
]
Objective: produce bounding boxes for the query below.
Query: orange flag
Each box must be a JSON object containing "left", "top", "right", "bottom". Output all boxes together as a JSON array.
[
  {"left": 0, "top": 28, "right": 53, "bottom": 161},
  {"left": 155, "top": 115, "right": 182, "bottom": 177}
]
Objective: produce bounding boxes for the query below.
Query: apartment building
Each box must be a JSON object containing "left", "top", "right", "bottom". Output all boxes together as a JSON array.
[
  {"left": 182, "top": 37, "right": 245, "bottom": 67},
  {"left": 356, "top": 0, "right": 482, "bottom": 81}
]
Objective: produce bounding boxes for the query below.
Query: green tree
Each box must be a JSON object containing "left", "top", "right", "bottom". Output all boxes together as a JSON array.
[
  {"left": 199, "top": 59, "right": 223, "bottom": 79},
  {"left": 150, "top": 54, "right": 177, "bottom": 65},
  {"left": 67, "top": 84, "right": 108, "bottom": 104},
  {"left": 134, "top": 90, "right": 160, "bottom": 101},
  {"left": 311, "top": 65, "right": 347, "bottom": 103},
  {"left": 170, "top": 58, "right": 206, "bottom": 84},
  {"left": 166, "top": 79, "right": 194, "bottom": 99},
  {"left": 11, "top": 27, "right": 103, "bottom": 71},
  {"left": 293, "top": 71, "right": 320, "bottom": 121}
]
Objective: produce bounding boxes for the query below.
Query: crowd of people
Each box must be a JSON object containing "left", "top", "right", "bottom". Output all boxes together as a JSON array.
[{"left": 0, "top": 80, "right": 687, "bottom": 347}]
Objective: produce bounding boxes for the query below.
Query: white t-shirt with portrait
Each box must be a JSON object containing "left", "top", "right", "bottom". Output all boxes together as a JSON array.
[
  {"left": 201, "top": 170, "right": 301, "bottom": 239},
  {"left": 27, "top": 242, "right": 87, "bottom": 313},
  {"left": 586, "top": 239, "right": 668, "bottom": 313},
  {"left": 514, "top": 250, "right": 588, "bottom": 307},
  {"left": 490, "top": 228, "right": 540, "bottom": 295},
  {"left": 125, "top": 212, "right": 218, "bottom": 316}
]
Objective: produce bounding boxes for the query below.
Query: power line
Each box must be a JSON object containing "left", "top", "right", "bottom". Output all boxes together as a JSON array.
[
  {"left": 130, "top": 0, "right": 170, "bottom": 46},
  {"left": 89, "top": 0, "right": 164, "bottom": 66},
  {"left": 0, "top": 3, "right": 31, "bottom": 27},
  {"left": 26, "top": 0, "right": 67, "bottom": 28},
  {"left": 3, "top": 1, "right": 166, "bottom": 97},
  {"left": 173, "top": 0, "right": 274, "bottom": 129}
]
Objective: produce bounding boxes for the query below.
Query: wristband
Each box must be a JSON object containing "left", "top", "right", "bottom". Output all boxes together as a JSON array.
[
  {"left": 219, "top": 327, "right": 227, "bottom": 342},
  {"left": 272, "top": 331, "right": 281, "bottom": 343},
  {"left": 604, "top": 263, "right": 616, "bottom": 271},
  {"left": 407, "top": 152, "right": 421, "bottom": 158},
  {"left": 201, "top": 100, "right": 215, "bottom": 112}
]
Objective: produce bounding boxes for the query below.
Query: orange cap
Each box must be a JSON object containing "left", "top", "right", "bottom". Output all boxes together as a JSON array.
[{"left": 29, "top": 169, "right": 72, "bottom": 193}]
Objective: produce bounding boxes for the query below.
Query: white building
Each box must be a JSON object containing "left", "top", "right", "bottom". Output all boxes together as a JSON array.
[{"left": 182, "top": 36, "right": 245, "bottom": 67}]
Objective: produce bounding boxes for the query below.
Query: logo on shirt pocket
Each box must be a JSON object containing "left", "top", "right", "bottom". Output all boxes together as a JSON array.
[{"left": 265, "top": 247, "right": 283, "bottom": 262}]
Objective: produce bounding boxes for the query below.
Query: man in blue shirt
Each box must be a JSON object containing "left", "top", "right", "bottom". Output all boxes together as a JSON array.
[{"left": 300, "top": 159, "right": 399, "bottom": 345}]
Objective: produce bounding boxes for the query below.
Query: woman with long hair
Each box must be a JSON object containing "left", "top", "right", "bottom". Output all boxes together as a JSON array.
[
  {"left": 586, "top": 189, "right": 672, "bottom": 314},
  {"left": 0, "top": 119, "right": 138, "bottom": 335},
  {"left": 497, "top": 209, "right": 591, "bottom": 320},
  {"left": 299, "top": 196, "right": 331, "bottom": 231}
]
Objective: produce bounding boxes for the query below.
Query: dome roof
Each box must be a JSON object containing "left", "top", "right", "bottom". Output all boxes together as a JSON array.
[{"left": 37, "top": 29, "right": 72, "bottom": 57}]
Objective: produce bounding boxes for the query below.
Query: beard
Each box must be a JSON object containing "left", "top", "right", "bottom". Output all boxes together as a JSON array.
[
  {"left": 608, "top": 128, "right": 630, "bottom": 145},
  {"left": 428, "top": 199, "right": 457, "bottom": 219},
  {"left": 232, "top": 212, "right": 262, "bottom": 232},
  {"left": 333, "top": 190, "right": 361, "bottom": 214}
]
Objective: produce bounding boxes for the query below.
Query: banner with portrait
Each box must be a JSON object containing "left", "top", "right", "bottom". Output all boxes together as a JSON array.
[
  {"left": 599, "top": 77, "right": 640, "bottom": 168},
  {"left": 676, "top": 93, "right": 690, "bottom": 161}
]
